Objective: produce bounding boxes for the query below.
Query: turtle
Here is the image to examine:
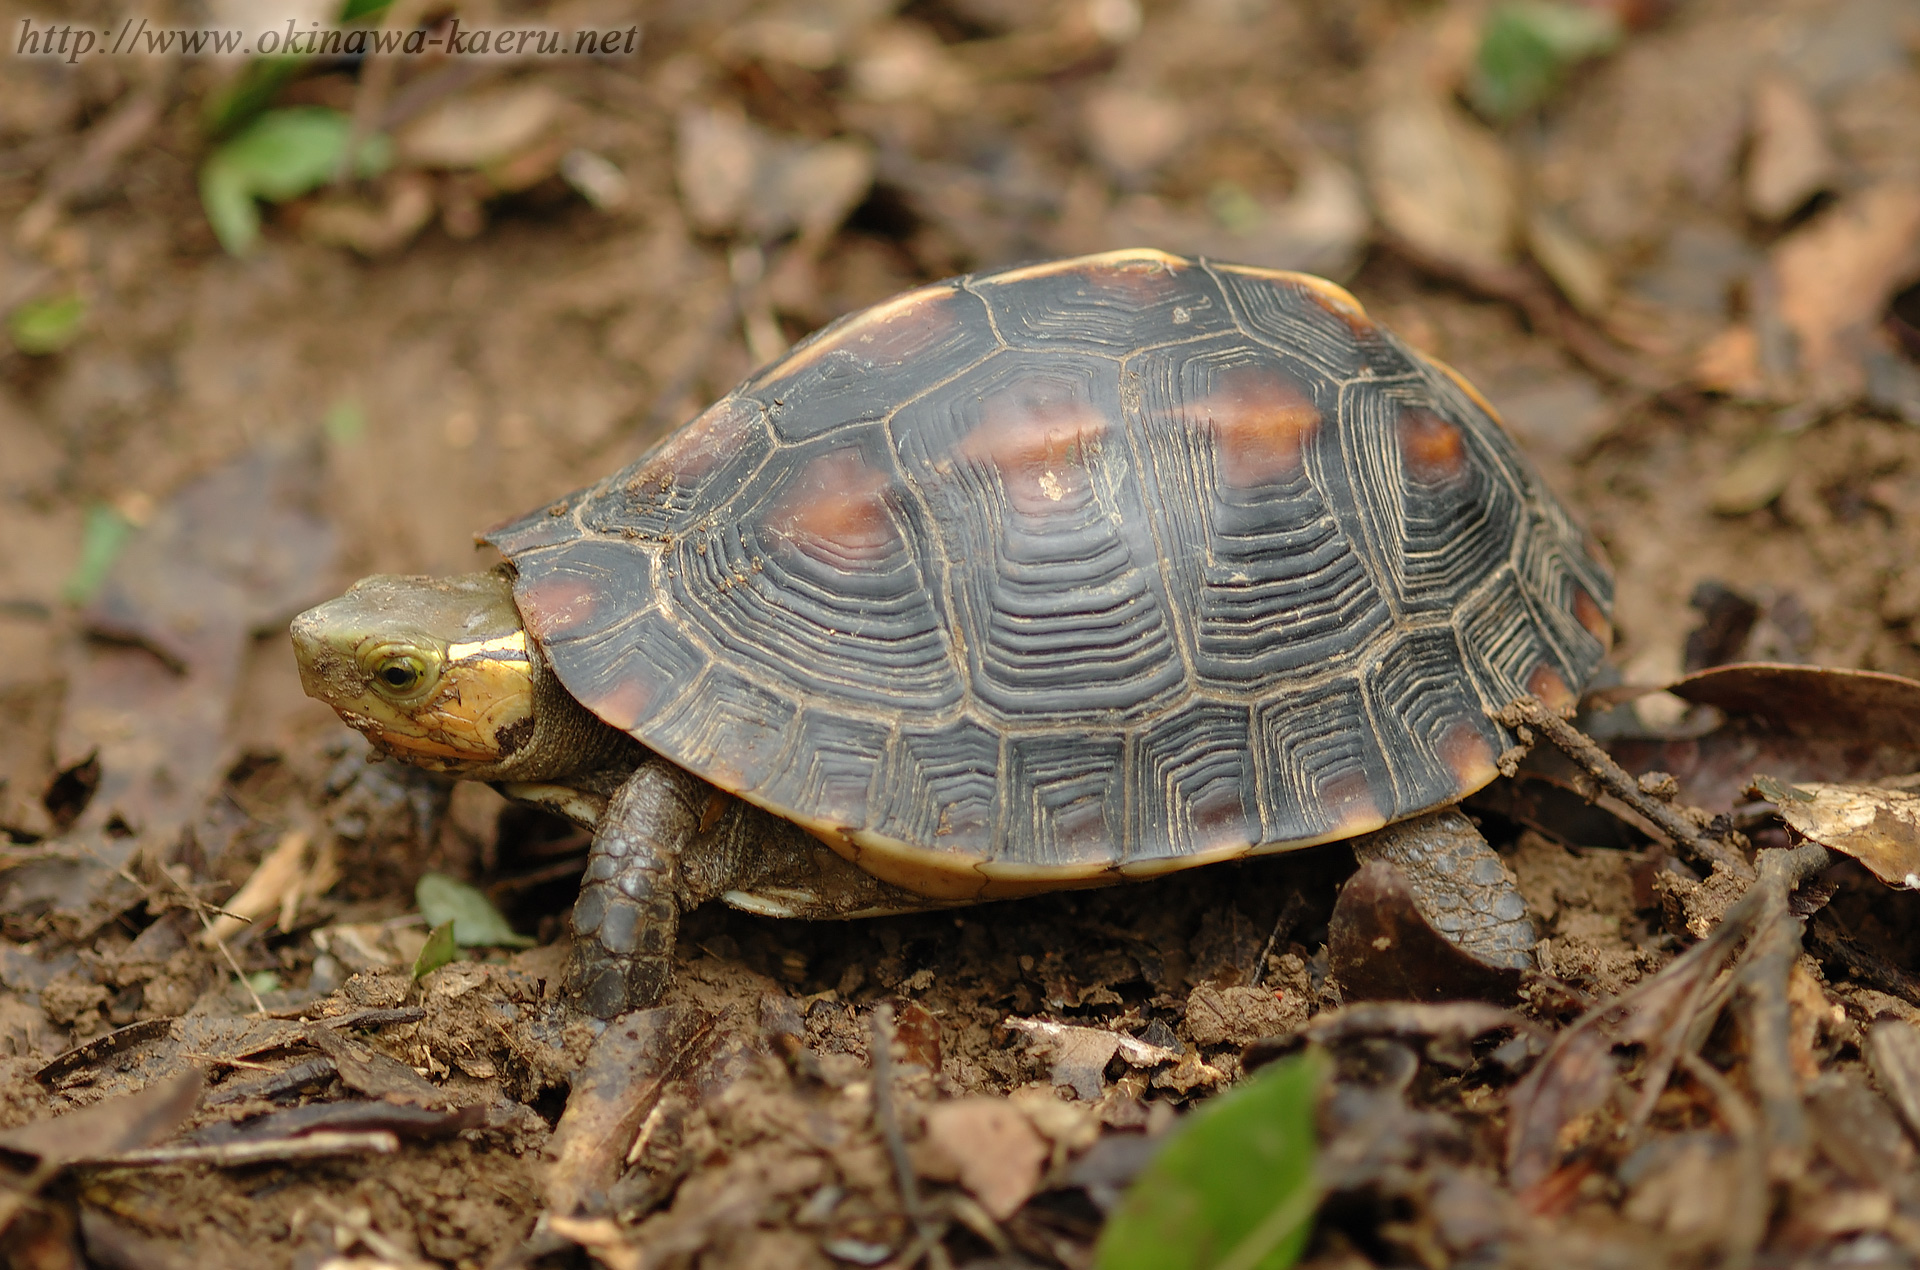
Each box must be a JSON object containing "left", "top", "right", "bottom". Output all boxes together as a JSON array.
[{"left": 292, "top": 248, "right": 1613, "bottom": 1019}]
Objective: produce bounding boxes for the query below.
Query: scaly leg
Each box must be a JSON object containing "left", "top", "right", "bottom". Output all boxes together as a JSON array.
[
  {"left": 566, "top": 760, "right": 698, "bottom": 1019},
  {"left": 567, "top": 759, "right": 959, "bottom": 1017}
]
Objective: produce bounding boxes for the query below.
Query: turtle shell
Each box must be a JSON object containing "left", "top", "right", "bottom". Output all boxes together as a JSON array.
[{"left": 487, "top": 249, "right": 1613, "bottom": 900}]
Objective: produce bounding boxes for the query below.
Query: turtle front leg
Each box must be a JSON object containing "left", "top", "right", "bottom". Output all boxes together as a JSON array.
[
  {"left": 565, "top": 758, "right": 959, "bottom": 1017},
  {"left": 566, "top": 759, "right": 702, "bottom": 1019}
]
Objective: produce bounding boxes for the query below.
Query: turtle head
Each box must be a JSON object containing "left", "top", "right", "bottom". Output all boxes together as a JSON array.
[{"left": 291, "top": 570, "right": 545, "bottom": 778}]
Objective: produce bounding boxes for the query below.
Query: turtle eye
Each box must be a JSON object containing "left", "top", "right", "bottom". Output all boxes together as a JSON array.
[{"left": 368, "top": 652, "right": 432, "bottom": 697}]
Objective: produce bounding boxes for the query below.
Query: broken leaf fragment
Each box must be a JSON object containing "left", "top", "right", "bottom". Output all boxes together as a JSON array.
[
  {"left": 415, "top": 872, "right": 533, "bottom": 948},
  {"left": 61, "top": 503, "right": 134, "bottom": 605},
  {"left": 1470, "top": 2, "right": 1622, "bottom": 120},
  {"left": 1362, "top": 93, "right": 1518, "bottom": 276},
  {"left": 919, "top": 1097, "right": 1048, "bottom": 1221},
  {"left": 1094, "top": 1048, "right": 1324, "bottom": 1270},
  {"left": 412, "top": 920, "right": 457, "bottom": 980},
  {"left": 7, "top": 294, "right": 85, "bottom": 355},
  {"left": 1708, "top": 432, "right": 1793, "bottom": 515},
  {"left": 200, "top": 108, "right": 392, "bottom": 255},
  {"left": 1756, "top": 780, "right": 1920, "bottom": 889}
]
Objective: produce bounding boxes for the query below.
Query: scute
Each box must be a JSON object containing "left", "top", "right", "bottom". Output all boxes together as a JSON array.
[{"left": 487, "top": 251, "right": 1614, "bottom": 884}]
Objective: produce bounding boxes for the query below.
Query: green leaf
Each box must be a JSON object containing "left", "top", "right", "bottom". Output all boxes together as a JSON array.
[
  {"left": 413, "top": 919, "right": 458, "bottom": 979},
  {"left": 63, "top": 503, "right": 134, "bottom": 605},
  {"left": 8, "top": 294, "right": 86, "bottom": 354},
  {"left": 324, "top": 398, "right": 367, "bottom": 444},
  {"left": 1095, "top": 1049, "right": 1326, "bottom": 1270},
  {"left": 340, "top": 0, "right": 393, "bottom": 20},
  {"left": 1470, "top": 2, "right": 1621, "bottom": 120},
  {"left": 1206, "top": 182, "right": 1263, "bottom": 235},
  {"left": 198, "top": 108, "right": 391, "bottom": 255},
  {"left": 246, "top": 970, "right": 283, "bottom": 994},
  {"left": 416, "top": 873, "right": 535, "bottom": 948}
]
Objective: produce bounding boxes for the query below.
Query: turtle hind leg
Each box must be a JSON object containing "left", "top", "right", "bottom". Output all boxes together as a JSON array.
[
  {"left": 1349, "top": 809, "right": 1537, "bottom": 969},
  {"left": 566, "top": 759, "right": 701, "bottom": 1019}
]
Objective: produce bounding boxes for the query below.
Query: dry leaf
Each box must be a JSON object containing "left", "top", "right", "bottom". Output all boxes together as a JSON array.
[
  {"left": 1694, "top": 324, "right": 1766, "bottom": 398},
  {"left": 201, "top": 829, "right": 318, "bottom": 946},
  {"left": 920, "top": 1098, "right": 1048, "bottom": 1220},
  {"left": 1003, "top": 1017, "right": 1191, "bottom": 1101},
  {"left": 1865, "top": 1019, "right": 1920, "bottom": 1145},
  {"left": 298, "top": 173, "right": 436, "bottom": 256},
  {"left": 1708, "top": 432, "right": 1794, "bottom": 515},
  {"left": 397, "top": 85, "right": 565, "bottom": 170},
  {"left": 847, "top": 22, "right": 971, "bottom": 107},
  {"left": 1362, "top": 93, "right": 1518, "bottom": 275},
  {"left": 1526, "top": 208, "right": 1611, "bottom": 316},
  {"left": 1768, "top": 782, "right": 1920, "bottom": 889},
  {"left": 1609, "top": 664, "right": 1920, "bottom": 814},
  {"left": 1081, "top": 89, "right": 1189, "bottom": 181},
  {"left": 675, "top": 107, "right": 874, "bottom": 241},
  {"left": 1745, "top": 73, "right": 1836, "bottom": 223},
  {"left": 1768, "top": 183, "right": 1920, "bottom": 401}
]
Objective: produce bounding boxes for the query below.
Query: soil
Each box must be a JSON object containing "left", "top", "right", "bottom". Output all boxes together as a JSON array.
[{"left": 6, "top": 0, "right": 1920, "bottom": 1266}]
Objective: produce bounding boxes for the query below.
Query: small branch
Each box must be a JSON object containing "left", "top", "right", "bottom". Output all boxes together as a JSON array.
[
  {"left": 1678, "top": 1053, "right": 1767, "bottom": 1268},
  {"left": 1495, "top": 696, "right": 1755, "bottom": 880},
  {"left": 1249, "top": 893, "right": 1308, "bottom": 988},
  {"left": 868, "top": 1005, "right": 950, "bottom": 1270},
  {"left": 81, "top": 1130, "right": 400, "bottom": 1169},
  {"left": 1737, "top": 841, "right": 1832, "bottom": 1181},
  {"left": 161, "top": 864, "right": 267, "bottom": 1015}
]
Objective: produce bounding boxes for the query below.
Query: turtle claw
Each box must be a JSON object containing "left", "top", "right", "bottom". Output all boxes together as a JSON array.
[{"left": 564, "top": 954, "right": 665, "bottom": 1020}]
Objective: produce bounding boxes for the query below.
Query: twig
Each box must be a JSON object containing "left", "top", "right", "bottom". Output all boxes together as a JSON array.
[
  {"left": 1734, "top": 841, "right": 1833, "bottom": 1180},
  {"left": 161, "top": 864, "right": 267, "bottom": 1015},
  {"left": 1508, "top": 839, "right": 1830, "bottom": 1187},
  {"left": 1495, "top": 696, "right": 1755, "bottom": 880},
  {"left": 1249, "top": 892, "right": 1308, "bottom": 988},
  {"left": 1678, "top": 1053, "right": 1767, "bottom": 1268},
  {"left": 80, "top": 1130, "right": 400, "bottom": 1169},
  {"left": 868, "top": 1004, "right": 951, "bottom": 1270}
]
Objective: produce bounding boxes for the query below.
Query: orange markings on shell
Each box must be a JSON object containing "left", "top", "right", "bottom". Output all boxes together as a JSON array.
[
  {"left": 586, "top": 673, "right": 656, "bottom": 733},
  {"left": 1199, "top": 366, "right": 1321, "bottom": 487},
  {"left": 1572, "top": 586, "right": 1611, "bottom": 646},
  {"left": 1527, "top": 663, "right": 1575, "bottom": 712},
  {"left": 1322, "top": 770, "right": 1386, "bottom": 836},
  {"left": 628, "top": 397, "right": 757, "bottom": 489},
  {"left": 1438, "top": 722, "right": 1499, "bottom": 794},
  {"left": 774, "top": 449, "right": 900, "bottom": 560},
  {"left": 1397, "top": 407, "right": 1469, "bottom": 484},
  {"left": 768, "top": 285, "right": 960, "bottom": 378},
  {"left": 959, "top": 385, "right": 1110, "bottom": 515},
  {"left": 1189, "top": 786, "right": 1256, "bottom": 852},
  {"left": 518, "top": 574, "right": 601, "bottom": 641}
]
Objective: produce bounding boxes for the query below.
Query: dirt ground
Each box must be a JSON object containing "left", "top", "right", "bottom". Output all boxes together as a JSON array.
[{"left": 7, "top": 0, "right": 1920, "bottom": 1266}]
